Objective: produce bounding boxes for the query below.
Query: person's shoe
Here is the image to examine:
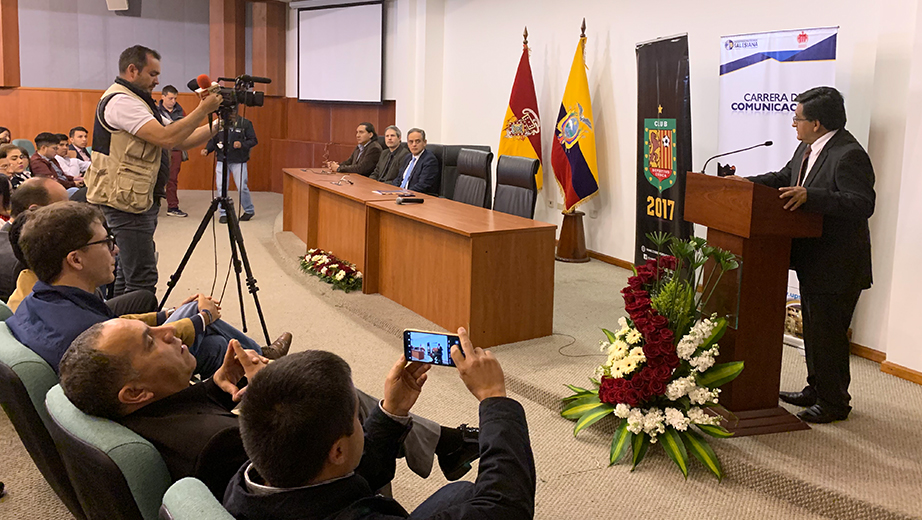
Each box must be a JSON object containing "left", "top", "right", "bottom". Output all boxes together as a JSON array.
[
  {"left": 797, "top": 403, "right": 850, "bottom": 424},
  {"left": 779, "top": 390, "right": 817, "bottom": 407},
  {"left": 239, "top": 212, "right": 255, "bottom": 221},
  {"left": 167, "top": 208, "right": 188, "bottom": 217},
  {"left": 219, "top": 215, "right": 228, "bottom": 224},
  {"left": 262, "top": 332, "right": 292, "bottom": 360},
  {"left": 437, "top": 424, "right": 480, "bottom": 481}
]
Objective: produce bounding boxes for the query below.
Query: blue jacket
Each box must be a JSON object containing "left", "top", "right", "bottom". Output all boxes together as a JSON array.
[{"left": 391, "top": 149, "right": 440, "bottom": 195}]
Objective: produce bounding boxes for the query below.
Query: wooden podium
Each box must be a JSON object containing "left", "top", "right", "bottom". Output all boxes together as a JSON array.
[{"left": 684, "top": 172, "right": 822, "bottom": 436}]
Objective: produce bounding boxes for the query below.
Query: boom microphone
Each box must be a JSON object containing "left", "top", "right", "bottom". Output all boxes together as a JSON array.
[
  {"left": 236, "top": 74, "right": 272, "bottom": 84},
  {"left": 700, "top": 141, "right": 772, "bottom": 174}
]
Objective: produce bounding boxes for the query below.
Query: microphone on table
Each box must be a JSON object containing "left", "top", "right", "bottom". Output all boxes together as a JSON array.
[{"left": 700, "top": 141, "right": 773, "bottom": 175}]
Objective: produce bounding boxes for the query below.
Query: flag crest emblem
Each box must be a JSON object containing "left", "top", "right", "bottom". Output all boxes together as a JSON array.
[{"left": 644, "top": 118, "right": 677, "bottom": 193}]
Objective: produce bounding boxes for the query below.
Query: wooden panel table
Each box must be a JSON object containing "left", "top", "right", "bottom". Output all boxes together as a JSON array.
[
  {"left": 364, "top": 197, "right": 557, "bottom": 348},
  {"left": 283, "top": 168, "right": 403, "bottom": 270}
]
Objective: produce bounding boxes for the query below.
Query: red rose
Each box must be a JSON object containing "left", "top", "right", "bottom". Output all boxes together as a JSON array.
[
  {"left": 663, "top": 352, "right": 681, "bottom": 369},
  {"left": 650, "top": 315, "right": 669, "bottom": 329},
  {"left": 650, "top": 380, "right": 667, "bottom": 396},
  {"left": 652, "top": 363, "right": 673, "bottom": 382},
  {"left": 658, "top": 255, "right": 677, "bottom": 271},
  {"left": 657, "top": 328, "right": 675, "bottom": 344},
  {"left": 622, "top": 293, "right": 636, "bottom": 305},
  {"left": 628, "top": 277, "right": 644, "bottom": 290},
  {"left": 632, "top": 290, "right": 650, "bottom": 299}
]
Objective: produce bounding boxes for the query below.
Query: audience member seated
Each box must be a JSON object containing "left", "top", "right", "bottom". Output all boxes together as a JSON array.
[
  {"left": 224, "top": 328, "right": 536, "bottom": 520},
  {"left": 1, "top": 178, "right": 70, "bottom": 303},
  {"left": 5, "top": 202, "right": 291, "bottom": 376},
  {"left": 59, "top": 322, "right": 483, "bottom": 500},
  {"left": 326, "top": 122, "right": 382, "bottom": 176},
  {"left": 0, "top": 126, "right": 10, "bottom": 144},
  {"left": 29, "top": 132, "right": 80, "bottom": 193},
  {"left": 55, "top": 133, "right": 90, "bottom": 182},
  {"left": 68, "top": 126, "right": 92, "bottom": 162},
  {"left": 3, "top": 145, "right": 31, "bottom": 189},
  {"left": 391, "top": 127, "right": 440, "bottom": 195},
  {"left": 369, "top": 125, "right": 410, "bottom": 184},
  {"left": 0, "top": 175, "right": 9, "bottom": 224}
]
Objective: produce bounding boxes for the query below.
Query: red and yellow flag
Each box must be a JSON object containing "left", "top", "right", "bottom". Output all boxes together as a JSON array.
[
  {"left": 551, "top": 35, "right": 599, "bottom": 211},
  {"left": 498, "top": 42, "right": 544, "bottom": 190}
]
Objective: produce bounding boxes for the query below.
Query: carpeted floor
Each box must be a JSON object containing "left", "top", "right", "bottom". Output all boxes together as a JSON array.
[{"left": 1, "top": 190, "right": 921, "bottom": 520}]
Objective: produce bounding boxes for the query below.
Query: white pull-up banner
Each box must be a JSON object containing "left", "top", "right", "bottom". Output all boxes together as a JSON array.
[{"left": 717, "top": 26, "right": 838, "bottom": 347}]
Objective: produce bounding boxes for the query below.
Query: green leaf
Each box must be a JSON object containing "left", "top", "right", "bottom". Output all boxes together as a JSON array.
[
  {"left": 561, "top": 396, "right": 603, "bottom": 418},
  {"left": 681, "top": 429, "right": 724, "bottom": 481},
  {"left": 696, "top": 361, "right": 745, "bottom": 389},
  {"left": 631, "top": 432, "right": 651, "bottom": 470},
  {"left": 697, "top": 423, "right": 734, "bottom": 438},
  {"left": 573, "top": 404, "right": 614, "bottom": 436},
  {"left": 609, "top": 420, "right": 632, "bottom": 465},
  {"left": 700, "top": 317, "right": 728, "bottom": 350},
  {"left": 562, "top": 390, "right": 597, "bottom": 402},
  {"left": 661, "top": 428, "right": 689, "bottom": 478},
  {"left": 602, "top": 328, "right": 617, "bottom": 343}
]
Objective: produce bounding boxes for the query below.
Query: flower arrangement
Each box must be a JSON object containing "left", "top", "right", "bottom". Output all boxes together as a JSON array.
[
  {"left": 562, "top": 232, "right": 743, "bottom": 480},
  {"left": 299, "top": 248, "right": 363, "bottom": 292}
]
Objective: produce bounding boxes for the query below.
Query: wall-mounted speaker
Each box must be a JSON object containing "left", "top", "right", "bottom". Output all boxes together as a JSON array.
[{"left": 105, "top": 0, "right": 129, "bottom": 10}]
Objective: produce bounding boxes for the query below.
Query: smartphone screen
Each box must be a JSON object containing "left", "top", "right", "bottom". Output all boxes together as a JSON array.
[{"left": 403, "top": 329, "right": 460, "bottom": 367}]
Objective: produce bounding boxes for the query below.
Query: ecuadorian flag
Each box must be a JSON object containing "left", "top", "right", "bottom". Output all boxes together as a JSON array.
[
  {"left": 551, "top": 36, "right": 599, "bottom": 212},
  {"left": 498, "top": 43, "right": 544, "bottom": 190}
]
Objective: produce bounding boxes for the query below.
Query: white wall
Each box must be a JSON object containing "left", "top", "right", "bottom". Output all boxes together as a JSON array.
[{"left": 285, "top": 0, "right": 922, "bottom": 369}]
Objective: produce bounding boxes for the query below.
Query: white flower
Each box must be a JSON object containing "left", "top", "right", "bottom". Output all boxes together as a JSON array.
[
  {"left": 599, "top": 340, "right": 611, "bottom": 353},
  {"left": 642, "top": 409, "right": 666, "bottom": 438},
  {"left": 687, "top": 407, "right": 721, "bottom": 426},
  {"left": 628, "top": 346, "right": 645, "bottom": 359},
  {"left": 311, "top": 254, "right": 323, "bottom": 262},
  {"left": 618, "top": 316, "right": 628, "bottom": 329},
  {"left": 355, "top": 272, "right": 363, "bottom": 279},
  {"left": 614, "top": 403, "right": 632, "bottom": 418},
  {"left": 334, "top": 270, "right": 346, "bottom": 281},
  {"left": 626, "top": 409, "right": 644, "bottom": 435},
  {"left": 320, "top": 267, "right": 328, "bottom": 275},
  {"left": 665, "top": 375, "right": 696, "bottom": 401},
  {"left": 665, "top": 407, "right": 690, "bottom": 431},
  {"left": 626, "top": 329, "right": 643, "bottom": 345},
  {"left": 688, "top": 387, "right": 719, "bottom": 405},
  {"left": 690, "top": 353, "right": 716, "bottom": 372}
]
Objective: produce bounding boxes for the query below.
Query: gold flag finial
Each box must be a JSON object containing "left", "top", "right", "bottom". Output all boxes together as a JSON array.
[
  {"left": 523, "top": 26, "right": 528, "bottom": 46},
  {"left": 580, "top": 18, "right": 586, "bottom": 38}
]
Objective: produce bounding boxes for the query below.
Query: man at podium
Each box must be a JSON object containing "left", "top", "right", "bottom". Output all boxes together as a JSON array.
[{"left": 730, "top": 86, "right": 875, "bottom": 424}]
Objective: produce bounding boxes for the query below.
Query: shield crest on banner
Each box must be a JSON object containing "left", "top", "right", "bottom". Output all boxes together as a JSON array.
[{"left": 644, "top": 118, "right": 677, "bottom": 193}]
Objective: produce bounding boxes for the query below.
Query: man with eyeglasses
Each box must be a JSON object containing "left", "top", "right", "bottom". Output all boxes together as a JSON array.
[
  {"left": 6, "top": 202, "right": 291, "bottom": 376},
  {"left": 726, "top": 86, "right": 875, "bottom": 423}
]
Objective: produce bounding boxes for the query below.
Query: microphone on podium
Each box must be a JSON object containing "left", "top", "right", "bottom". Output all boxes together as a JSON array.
[{"left": 700, "top": 141, "right": 773, "bottom": 175}]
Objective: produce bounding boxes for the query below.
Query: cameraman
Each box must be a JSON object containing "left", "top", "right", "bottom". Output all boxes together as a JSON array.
[
  {"left": 201, "top": 108, "right": 257, "bottom": 224},
  {"left": 85, "top": 45, "right": 222, "bottom": 296}
]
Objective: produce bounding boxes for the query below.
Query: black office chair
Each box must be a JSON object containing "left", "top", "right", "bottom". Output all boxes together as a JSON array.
[
  {"left": 452, "top": 149, "right": 494, "bottom": 209},
  {"left": 0, "top": 323, "right": 87, "bottom": 520},
  {"left": 440, "top": 145, "right": 491, "bottom": 200},
  {"left": 493, "top": 155, "right": 539, "bottom": 218}
]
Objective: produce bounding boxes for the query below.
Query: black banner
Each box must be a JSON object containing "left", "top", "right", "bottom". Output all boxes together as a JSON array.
[{"left": 634, "top": 35, "right": 693, "bottom": 265}]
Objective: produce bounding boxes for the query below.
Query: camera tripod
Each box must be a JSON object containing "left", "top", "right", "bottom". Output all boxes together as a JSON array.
[{"left": 158, "top": 105, "right": 271, "bottom": 346}]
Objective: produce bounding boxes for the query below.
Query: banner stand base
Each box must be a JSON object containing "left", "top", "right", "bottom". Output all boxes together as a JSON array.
[{"left": 555, "top": 211, "right": 590, "bottom": 263}]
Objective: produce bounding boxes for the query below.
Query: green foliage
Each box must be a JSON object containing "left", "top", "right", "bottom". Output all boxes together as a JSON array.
[
  {"left": 661, "top": 428, "right": 689, "bottom": 478},
  {"left": 574, "top": 405, "right": 615, "bottom": 435},
  {"left": 696, "top": 361, "right": 745, "bottom": 389},
  {"left": 631, "top": 432, "right": 651, "bottom": 470},
  {"left": 609, "top": 421, "right": 632, "bottom": 466},
  {"left": 652, "top": 275, "right": 695, "bottom": 323},
  {"left": 681, "top": 429, "right": 724, "bottom": 481},
  {"left": 697, "top": 424, "right": 734, "bottom": 439}
]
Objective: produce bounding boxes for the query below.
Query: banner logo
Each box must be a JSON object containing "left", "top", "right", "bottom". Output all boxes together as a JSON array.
[
  {"left": 556, "top": 103, "right": 593, "bottom": 149},
  {"left": 797, "top": 32, "right": 809, "bottom": 45},
  {"left": 725, "top": 39, "right": 758, "bottom": 51},
  {"left": 644, "top": 118, "right": 677, "bottom": 193},
  {"left": 503, "top": 108, "right": 541, "bottom": 140}
]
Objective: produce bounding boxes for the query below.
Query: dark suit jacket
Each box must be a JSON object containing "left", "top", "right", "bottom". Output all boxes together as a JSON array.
[
  {"left": 68, "top": 144, "right": 91, "bottom": 162},
  {"left": 118, "top": 378, "right": 245, "bottom": 500},
  {"left": 29, "top": 152, "right": 76, "bottom": 189},
  {"left": 0, "top": 221, "right": 22, "bottom": 302},
  {"left": 748, "top": 129, "right": 875, "bottom": 294},
  {"left": 391, "top": 149, "right": 440, "bottom": 195},
  {"left": 370, "top": 144, "right": 410, "bottom": 184},
  {"left": 339, "top": 140, "right": 383, "bottom": 176}
]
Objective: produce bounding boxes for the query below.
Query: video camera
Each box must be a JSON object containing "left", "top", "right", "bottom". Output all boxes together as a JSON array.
[{"left": 187, "top": 73, "right": 270, "bottom": 111}]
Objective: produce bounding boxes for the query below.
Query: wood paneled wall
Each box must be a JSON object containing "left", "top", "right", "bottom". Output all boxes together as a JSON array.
[{"left": 0, "top": 87, "right": 396, "bottom": 193}]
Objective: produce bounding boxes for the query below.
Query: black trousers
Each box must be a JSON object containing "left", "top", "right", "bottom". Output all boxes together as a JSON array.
[
  {"left": 105, "top": 289, "right": 158, "bottom": 316},
  {"left": 800, "top": 289, "right": 862, "bottom": 411}
]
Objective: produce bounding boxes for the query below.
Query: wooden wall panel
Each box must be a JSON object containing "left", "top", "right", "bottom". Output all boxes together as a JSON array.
[
  {"left": 209, "top": 0, "right": 247, "bottom": 81},
  {"left": 0, "top": 0, "right": 19, "bottom": 87},
  {"left": 331, "top": 105, "right": 389, "bottom": 143},
  {"left": 251, "top": 1, "right": 287, "bottom": 97},
  {"left": 286, "top": 100, "right": 332, "bottom": 142},
  {"left": 270, "top": 140, "right": 314, "bottom": 193}
]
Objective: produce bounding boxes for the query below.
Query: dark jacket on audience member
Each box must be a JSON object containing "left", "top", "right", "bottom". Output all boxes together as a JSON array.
[
  {"left": 338, "top": 140, "right": 383, "bottom": 176},
  {"left": 223, "top": 398, "right": 536, "bottom": 520},
  {"left": 205, "top": 117, "right": 257, "bottom": 164},
  {"left": 119, "top": 377, "right": 246, "bottom": 500},
  {"left": 68, "top": 144, "right": 92, "bottom": 162},
  {"left": 370, "top": 144, "right": 410, "bottom": 184},
  {"left": 29, "top": 152, "right": 76, "bottom": 189},
  {"left": 391, "top": 149, "right": 440, "bottom": 195},
  {"left": 0, "top": 221, "right": 23, "bottom": 302}
]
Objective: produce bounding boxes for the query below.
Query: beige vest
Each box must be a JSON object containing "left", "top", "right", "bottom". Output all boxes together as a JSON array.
[{"left": 85, "top": 83, "right": 161, "bottom": 213}]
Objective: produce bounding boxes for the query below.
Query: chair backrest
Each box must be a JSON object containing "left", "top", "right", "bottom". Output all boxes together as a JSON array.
[
  {"left": 0, "top": 323, "right": 86, "bottom": 519},
  {"left": 12, "top": 138, "right": 35, "bottom": 159},
  {"left": 45, "top": 384, "right": 172, "bottom": 520},
  {"left": 159, "top": 477, "right": 234, "bottom": 520},
  {"left": 0, "top": 300, "right": 12, "bottom": 321},
  {"left": 493, "top": 155, "right": 539, "bottom": 218},
  {"left": 376, "top": 134, "right": 386, "bottom": 148},
  {"left": 453, "top": 149, "right": 494, "bottom": 209},
  {"left": 439, "top": 144, "right": 491, "bottom": 199},
  {"left": 423, "top": 143, "right": 445, "bottom": 196}
]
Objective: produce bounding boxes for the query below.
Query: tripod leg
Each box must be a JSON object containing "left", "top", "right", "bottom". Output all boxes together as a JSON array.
[
  {"left": 224, "top": 204, "right": 272, "bottom": 346},
  {"left": 221, "top": 197, "right": 249, "bottom": 333},
  {"left": 158, "top": 198, "right": 223, "bottom": 310}
]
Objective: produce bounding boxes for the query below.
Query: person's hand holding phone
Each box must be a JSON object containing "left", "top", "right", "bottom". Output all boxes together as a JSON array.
[
  {"left": 451, "top": 327, "right": 506, "bottom": 401},
  {"left": 382, "top": 356, "right": 430, "bottom": 416}
]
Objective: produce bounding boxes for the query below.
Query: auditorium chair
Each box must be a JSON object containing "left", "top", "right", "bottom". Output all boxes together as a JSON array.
[
  {"left": 45, "top": 384, "right": 172, "bottom": 520},
  {"left": 493, "top": 155, "right": 539, "bottom": 219},
  {"left": 12, "top": 138, "right": 35, "bottom": 159},
  {"left": 452, "top": 149, "right": 494, "bottom": 209},
  {"left": 0, "top": 300, "right": 11, "bottom": 321},
  {"left": 439, "top": 144, "right": 492, "bottom": 200},
  {"left": 424, "top": 143, "right": 444, "bottom": 196},
  {"left": 159, "top": 478, "right": 234, "bottom": 520},
  {"left": 0, "top": 323, "right": 87, "bottom": 519}
]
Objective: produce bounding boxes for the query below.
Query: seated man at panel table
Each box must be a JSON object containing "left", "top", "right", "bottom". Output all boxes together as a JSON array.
[
  {"left": 370, "top": 125, "right": 410, "bottom": 184},
  {"left": 5, "top": 201, "right": 291, "bottom": 377},
  {"left": 59, "top": 322, "right": 484, "bottom": 499},
  {"left": 390, "top": 127, "right": 440, "bottom": 195},
  {"left": 223, "top": 328, "right": 536, "bottom": 520},
  {"left": 327, "top": 122, "right": 383, "bottom": 176},
  {"left": 0, "top": 178, "right": 70, "bottom": 304}
]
